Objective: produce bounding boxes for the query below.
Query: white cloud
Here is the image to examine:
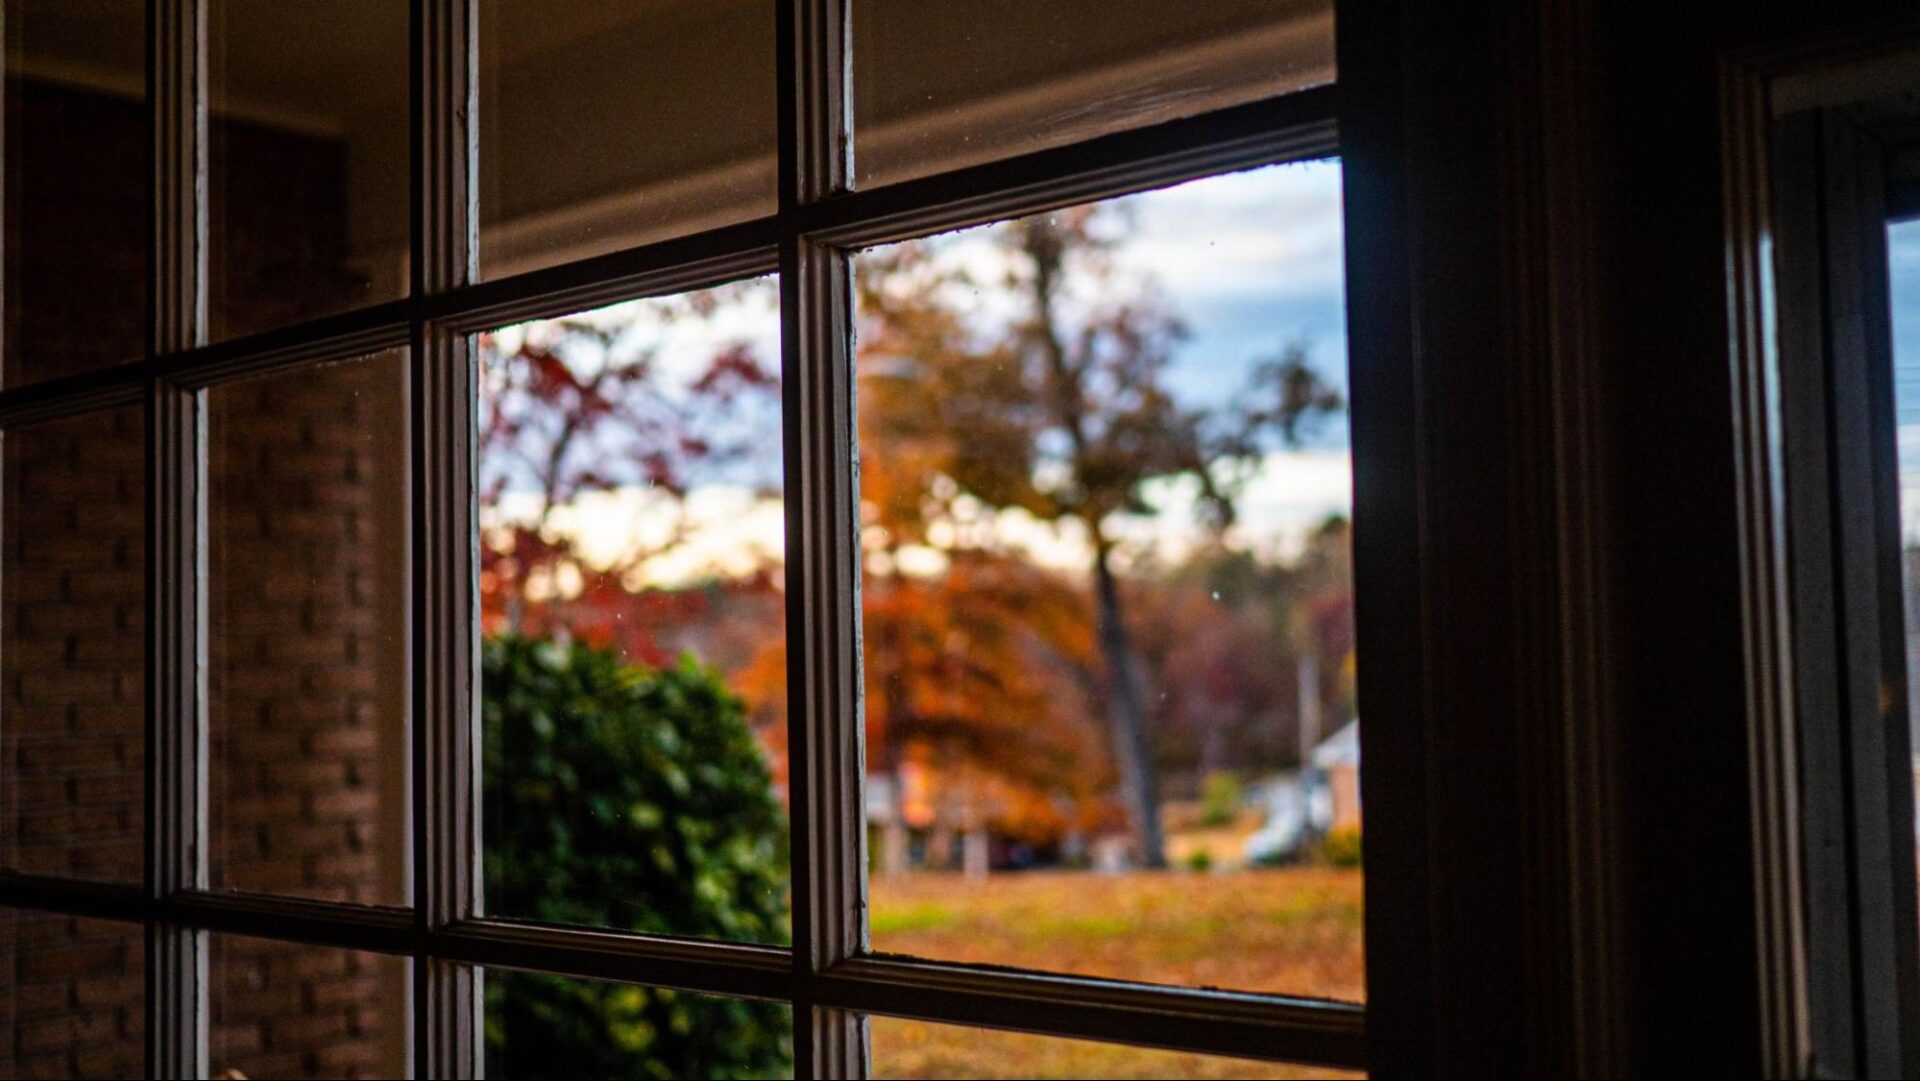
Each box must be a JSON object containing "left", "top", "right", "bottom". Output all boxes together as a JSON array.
[
  {"left": 1120, "top": 160, "right": 1346, "bottom": 304},
  {"left": 487, "top": 484, "right": 785, "bottom": 589}
]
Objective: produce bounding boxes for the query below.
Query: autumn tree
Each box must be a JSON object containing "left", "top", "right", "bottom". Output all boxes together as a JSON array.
[
  {"left": 477, "top": 282, "right": 782, "bottom": 660},
  {"left": 855, "top": 204, "right": 1341, "bottom": 867},
  {"left": 477, "top": 286, "right": 793, "bottom": 1073},
  {"left": 737, "top": 241, "right": 1111, "bottom": 854},
  {"left": 738, "top": 543, "right": 1108, "bottom": 858}
]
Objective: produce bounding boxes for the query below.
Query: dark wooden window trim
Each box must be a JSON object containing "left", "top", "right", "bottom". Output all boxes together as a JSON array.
[
  {"left": 1724, "top": 14, "right": 1920, "bottom": 1078},
  {"left": 0, "top": 2, "right": 1367, "bottom": 1077}
]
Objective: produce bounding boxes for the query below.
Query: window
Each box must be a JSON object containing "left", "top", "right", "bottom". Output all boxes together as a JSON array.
[
  {"left": 209, "top": 935, "right": 409, "bottom": 1080},
  {"left": 0, "top": 2, "right": 1355, "bottom": 1077},
  {"left": 1742, "top": 49, "right": 1920, "bottom": 1078},
  {"left": 852, "top": 167, "right": 1358, "bottom": 1001},
  {"left": 1892, "top": 214, "right": 1919, "bottom": 887},
  {"left": 0, "top": 909, "right": 145, "bottom": 1078},
  {"left": 850, "top": 0, "right": 1333, "bottom": 188},
  {"left": 866, "top": 1015, "right": 1359, "bottom": 1080},
  {"left": 2, "top": 0, "right": 146, "bottom": 384}
]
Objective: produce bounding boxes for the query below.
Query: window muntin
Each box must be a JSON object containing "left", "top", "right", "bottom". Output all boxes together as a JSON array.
[{"left": 0, "top": 2, "right": 1356, "bottom": 1077}]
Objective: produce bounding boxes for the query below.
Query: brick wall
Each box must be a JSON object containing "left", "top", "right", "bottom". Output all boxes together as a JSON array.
[
  {"left": 206, "top": 351, "right": 408, "bottom": 911},
  {"left": 210, "top": 936, "right": 408, "bottom": 1080},
  {"left": 3, "top": 77, "right": 408, "bottom": 1076},
  {"left": 0, "top": 911, "right": 144, "bottom": 1080},
  {"left": 0, "top": 405, "right": 146, "bottom": 885}
]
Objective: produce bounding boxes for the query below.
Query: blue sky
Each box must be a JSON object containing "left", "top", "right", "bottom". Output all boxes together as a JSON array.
[
  {"left": 1114, "top": 159, "right": 1348, "bottom": 444},
  {"left": 1100, "top": 159, "right": 1351, "bottom": 559},
  {"left": 1894, "top": 218, "right": 1920, "bottom": 411},
  {"left": 1894, "top": 218, "right": 1920, "bottom": 539}
]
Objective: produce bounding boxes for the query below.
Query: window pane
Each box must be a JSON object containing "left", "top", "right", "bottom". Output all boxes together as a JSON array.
[
  {"left": 870, "top": 1017, "right": 1359, "bottom": 1081},
  {"left": 211, "top": 935, "right": 409, "bottom": 1080},
  {"left": 478, "top": 279, "right": 788, "bottom": 944},
  {"left": 208, "top": 0, "right": 410, "bottom": 340},
  {"left": 1893, "top": 217, "right": 1920, "bottom": 898},
  {"left": 853, "top": 163, "right": 1360, "bottom": 1000},
  {"left": 478, "top": 0, "right": 776, "bottom": 279},
  {"left": 0, "top": 910, "right": 144, "bottom": 1080},
  {"left": 4, "top": 0, "right": 146, "bottom": 384},
  {"left": 481, "top": 968, "right": 790, "bottom": 1081},
  {"left": 1, "top": 407, "right": 144, "bottom": 883},
  {"left": 852, "top": 0, "right": 1333, "bottom": 189},
  {"left": 208, "top": 351, "right": 411, "bottom": 905}
]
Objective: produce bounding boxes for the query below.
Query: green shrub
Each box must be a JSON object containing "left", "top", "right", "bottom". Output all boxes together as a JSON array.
[
  {"left": 1185, "top": 848, "right": 1215, "bottom": 873},
  {"left": 1320, "top": 826, "right": 1363, "bottom": 868},
  {"left": 482, "top": 637, "right": 791, "bottom": 1080},
  {"left": 1199, "top": 770, "right": 1244, "bottom": 828}
]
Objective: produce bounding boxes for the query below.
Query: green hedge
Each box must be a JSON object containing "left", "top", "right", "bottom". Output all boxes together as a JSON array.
[
  {"left": 482, "top": 637, "right": 792, "bottom": 1080},
  {"left": 1320, "top": 825, "right": 1362, "bottom": 869}
]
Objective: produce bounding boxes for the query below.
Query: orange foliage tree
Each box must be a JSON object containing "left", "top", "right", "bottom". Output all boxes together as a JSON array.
[
  {"left": 837, "top": 207, "right": 1343, "bottom": 867},
  {"left": 478, "top": 221, "right": 1349, "bottom": 869}
]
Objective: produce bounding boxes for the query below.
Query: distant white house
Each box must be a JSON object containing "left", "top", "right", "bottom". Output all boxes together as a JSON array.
[
  {"left": 1314, "top": 719, "right": 1362, "bottom": 832},
  {"left": 1243, "top": 718, "right": 1361, "bottom": 863}
]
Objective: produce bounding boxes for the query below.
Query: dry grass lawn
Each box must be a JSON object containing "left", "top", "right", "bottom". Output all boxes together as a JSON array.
[{"left": 865, "top": 867, "right": 1365, "bottom": 1079}]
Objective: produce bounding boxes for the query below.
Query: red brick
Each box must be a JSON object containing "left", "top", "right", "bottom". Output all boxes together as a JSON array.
[
  {"left": 307, "top": 787, "right": 379, "bottom": 820},
  {"left": 71, "top": 974, "right": 141, "bottom": 1009},
  {"left": 15, "top": 600, "right": 116, "bottom": 635},
  {"left": 63, "top": 569, "right": 141, "bottom": 602},
  {"left": 308, "top": 727, "right": 379, "bottom": 756}
]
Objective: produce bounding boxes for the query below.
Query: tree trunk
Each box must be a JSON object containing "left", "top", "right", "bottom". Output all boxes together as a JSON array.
[
  {"left": 1091, "top": 540, "right": 1166, "bottom": 868},
  {"left": 1018, "top": 220, "right": 1167, "bottom": 869}
]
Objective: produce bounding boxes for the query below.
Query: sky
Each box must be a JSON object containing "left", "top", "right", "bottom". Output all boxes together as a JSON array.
[
  {"left": 1115, "top": 159, "right": 1348, "bottom": 426},
  {"left": 1893, "top": 218, "right": 1920, "bottom": 540},
  {"left": 486, "top": 159, "right": 1354, "bottom": 584}
]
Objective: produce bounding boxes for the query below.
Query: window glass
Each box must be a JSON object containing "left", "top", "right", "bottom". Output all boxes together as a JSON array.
[
  {"left": 208, "top": 0, "right": 410, "bottom": 340},
  {"left": 1892, "top": 217, "right": 1920, "bottom": 876},
  {"left": 1, "top": 407, "right": 145, "bottom": 883},
  {"left": 850, "top": 162, "right": 1361, "bottom": 1000},
  {"left": 478, "top": 278, "right": 789, "bottom": 944},
  {"left": 479, "top": 0, "right": 776, "bottom": 278},
  {"left": 211, "top": 935, "right": 409, "bottom": 1080},
  {"left": 481, "top": 969, "right": 791, "bottom": 1080},
  {"left": 3, "top": 0, "right": 146, "bottom": 384},
  {"left": 0, "top": 910, "right": 144, "bottom": 1079},
  {"left": 208, "top": 350, "right": 411, "bottom": 905},
  {"left": 869, "top": 1016, "right": 1360, "bottom": 1081},
  {"left": 853, "top": 0, "right": 1333, "bottom": 188}
]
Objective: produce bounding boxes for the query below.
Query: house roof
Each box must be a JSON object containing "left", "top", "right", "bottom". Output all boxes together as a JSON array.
[{"left": 1313, "top": 719, "right": 1360, "bottom": 769}]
